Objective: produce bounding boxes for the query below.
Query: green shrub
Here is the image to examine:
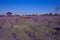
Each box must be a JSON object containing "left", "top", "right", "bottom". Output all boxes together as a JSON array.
[
  {"left": 49, "top": 29, "right": 56, "bottom": 33},
  {"left": 12, "top": 25, "right": 30, "bottom": 32}
]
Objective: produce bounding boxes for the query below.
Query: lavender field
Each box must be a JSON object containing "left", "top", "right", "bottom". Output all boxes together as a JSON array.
[{"left": 0, "top": 16, "right": 60, "bottom": 40}]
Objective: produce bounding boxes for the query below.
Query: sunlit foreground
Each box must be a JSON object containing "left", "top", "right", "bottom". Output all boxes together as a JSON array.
[{"left": 0, "top": 16, "right": 60, "bottom": 40}]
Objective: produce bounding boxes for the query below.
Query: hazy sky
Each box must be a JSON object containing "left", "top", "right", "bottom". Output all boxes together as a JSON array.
[{"left": 0, "top": 0, "right": 60, "bottom": 15}]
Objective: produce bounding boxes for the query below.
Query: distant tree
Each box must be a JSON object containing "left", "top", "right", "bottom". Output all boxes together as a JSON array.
[
  {"left": 7, "top": 12, "right": 12, "bottom": 14},
  {"left": 6, "top": 12, "right": 13, "bottom": 16},
  {"left": 41, "top": 12, "right": 53, "bottom": 16},
  {"left": 31, "top": 13, "right": 38, "bottom": 16},
  {"left": 15, "top": 14, "right": 20, "bottom": 17},
  {"left": 55, "top": 6, "right": 60, "bottom": 14},
  {"left": 54, "top": 6, "right": 60, "bottom": 16},
  {"left": 0, "top": 15, "right": 5, "bottom": 17},
  {"left": 43, "top": 14, "right": 48, "bottom": 16},
  {"left": 32, "top": 14, "right": 35, "bottom": 16},
  {"left": 49, "top": 12, "right": 53, "bottom": 16},
  {"left": 28, "top": 15, "right": 32, "bottom": 16},
  {"left": 54, "top": 13, "right": 59, "bottom": 16}
]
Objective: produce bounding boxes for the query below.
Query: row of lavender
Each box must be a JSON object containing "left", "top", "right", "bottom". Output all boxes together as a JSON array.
[{"left": 0, "top": 16, "right": 60, "bottom": 40}]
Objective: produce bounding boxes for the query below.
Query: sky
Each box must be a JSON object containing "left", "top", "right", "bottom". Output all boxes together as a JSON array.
[{"left": 0, "top": 0, "right": 60, "bottom": 15}]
